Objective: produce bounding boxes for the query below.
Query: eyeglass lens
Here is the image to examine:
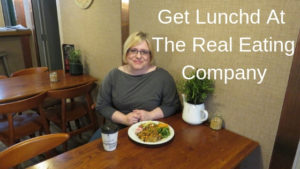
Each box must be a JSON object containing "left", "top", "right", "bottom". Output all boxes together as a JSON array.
[{"left": 129, "top": 48, "right": 150, "bottom": 55}]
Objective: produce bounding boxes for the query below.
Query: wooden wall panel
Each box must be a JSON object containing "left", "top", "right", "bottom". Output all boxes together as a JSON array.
[{"left": 269, "top": 30, "right": 300, "bottom": 169}]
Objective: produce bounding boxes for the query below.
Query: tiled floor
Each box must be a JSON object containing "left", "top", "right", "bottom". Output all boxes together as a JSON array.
[{"left": 0, "top": 118, "right": 98, "bottom": 168}]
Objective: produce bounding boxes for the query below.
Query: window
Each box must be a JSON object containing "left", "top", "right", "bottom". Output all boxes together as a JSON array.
[{"left": 1, "top": 0, "right": 17, "bottom": 26}]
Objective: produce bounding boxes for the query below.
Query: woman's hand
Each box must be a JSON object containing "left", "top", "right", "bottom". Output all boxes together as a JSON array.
[
  {"left": 125, "top": 112, "right": 140, "bottom": 125},
  {"left": 134, "top": 107, "right": 164, "bottom": 121},
  {"left": 111, "top": 107, "right": 164, "bottom": 126},
  {"left": 112, "top": 111, "right": 140, "bottom": 126},
  {"left": 133, "top": 109, "right": 152, "bottom": 121}
]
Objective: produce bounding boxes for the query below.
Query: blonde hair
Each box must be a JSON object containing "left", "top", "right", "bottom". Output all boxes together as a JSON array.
[{"left": 122, "top": 31, "right": 154, "bottom": 64}]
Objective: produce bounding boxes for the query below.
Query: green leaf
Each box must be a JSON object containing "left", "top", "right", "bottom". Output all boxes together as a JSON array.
[
  {"left": 177, "top": 70, "right": 214, "bottom": 104},
  {"left": 69, "top": 49, "right": 81, "bottom": 63}
]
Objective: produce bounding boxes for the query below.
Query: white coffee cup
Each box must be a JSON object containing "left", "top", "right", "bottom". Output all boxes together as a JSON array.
[
  {"left": 101, "top": 132, "right": 118, "bottom": 151},
  {"left": 101, "top": 123, "right": 118, "bottom": 151}
]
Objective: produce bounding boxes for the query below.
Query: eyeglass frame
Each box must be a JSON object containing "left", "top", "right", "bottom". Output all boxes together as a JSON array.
[{"left": 127, "top": 48, "right": 151, "bottom": 56}]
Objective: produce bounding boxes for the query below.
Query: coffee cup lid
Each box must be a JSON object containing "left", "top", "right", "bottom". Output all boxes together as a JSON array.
[{"left": 101, "top": 123, "right": 118, "bottom": 134}]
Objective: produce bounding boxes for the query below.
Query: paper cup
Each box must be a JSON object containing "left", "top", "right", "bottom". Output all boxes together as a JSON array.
[
  {"left": 101, "top": 123, "right": 118, "bottom": 151},
  {"left": 101, "top": 132, "right": 118, "bottom": 151}
]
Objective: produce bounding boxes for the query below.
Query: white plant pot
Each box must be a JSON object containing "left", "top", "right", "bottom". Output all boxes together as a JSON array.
[{"left": 182, "top": 95, "right": 209, "bottom": 125}]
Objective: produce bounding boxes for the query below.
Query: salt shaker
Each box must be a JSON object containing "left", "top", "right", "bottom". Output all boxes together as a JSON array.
[
  {"left": 210, "top": 114, "right": 223, "bottom": 130},
  {"left": 49, "top": 71, "right": 58, "bottom": 82}
]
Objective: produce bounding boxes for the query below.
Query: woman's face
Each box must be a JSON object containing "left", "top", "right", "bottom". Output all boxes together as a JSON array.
[{"left": 126, "top": 40, "right": 151, "bottom": 71}]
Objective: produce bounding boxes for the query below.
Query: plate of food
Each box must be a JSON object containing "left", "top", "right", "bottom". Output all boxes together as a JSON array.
[{"left": 128, "top": 121, "right": 175, "bottom": 145}]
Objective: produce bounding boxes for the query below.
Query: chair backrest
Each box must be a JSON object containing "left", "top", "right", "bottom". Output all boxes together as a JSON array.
[
  {"left": 11, "top": 67, "right": 48, "bottom": 77},
  {"left": 47, "top": 82, "right": 95, "bottom": 99},
  {"left": 0, "top": 133, "right": 69, "bottom": 169},
  {"left": 0, "top": 92, "right": 47, "bottom": 114},
  {"left": 0, "top": 75, "right": 7, "bottom": 79},
  {"left": 46, "top": 82, "right": 97, "bottom": 144},
  {"left": 0, "top": 92, "right": 49, "bottom": 146}
]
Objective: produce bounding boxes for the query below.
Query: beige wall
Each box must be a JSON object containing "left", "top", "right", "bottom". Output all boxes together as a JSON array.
[
  {"left": 0, "top": 2, "right": 4, "bottom": 27},
  {"left": 130, "top": 0, "right": 300, "bottom": 169},
  {"left": 56, "top": 0, "right": 122, "bottom": 82}
]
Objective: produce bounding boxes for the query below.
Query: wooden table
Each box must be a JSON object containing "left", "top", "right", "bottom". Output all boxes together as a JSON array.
[
  {"left": 27, "top": 113, "right": 259, "bottom": 169},
  {"left": 0, "top": 70, "right": 97, "bottom": 103}
]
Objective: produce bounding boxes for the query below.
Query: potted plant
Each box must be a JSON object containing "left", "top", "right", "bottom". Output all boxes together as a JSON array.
[
  {"left": 69, "top": 49, "right": 83, "bottom": 75},
  {"left": 178, "top": 71, "right": 214, "bottom": 125}
]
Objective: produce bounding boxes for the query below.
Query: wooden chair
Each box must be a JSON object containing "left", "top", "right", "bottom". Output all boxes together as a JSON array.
[
  {"left": 0, "top": 92, "right": 50, "bottom": 146},
  {"left": 10, "top": 67, "right": 59, "bottom": 109},
  {"left": 10, "top": 67, "right": 48, "bottom": 77},
  {"left": 0, "top": 75, "right": 8, "bottom": 122},
  {"left": 0, "top": 133, "right": 69, "bottom": 169},
  {"left": 0, "top": 51, "right": 10, "bottom": 76},
  {"left": 45, "top": 82, "right": 97, "bottom": 150},
  {"left": 0, "top": 75, "right": 8, "bottom": 79}
]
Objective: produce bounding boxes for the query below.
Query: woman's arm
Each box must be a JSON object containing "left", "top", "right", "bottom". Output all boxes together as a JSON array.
[
  {"left": 111, "top": 110, "right": 140, "bottom": 126},
  {"left": 158, "top": 71, "right": 182, "bottom": 117},
  {"left": 95, "top": 71, "right": 117, "bottom": 120}
]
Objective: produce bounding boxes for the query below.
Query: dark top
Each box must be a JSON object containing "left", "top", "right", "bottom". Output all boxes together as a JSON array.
[{"left": 95, "top": 67, "right": 181, "bottom": 126}]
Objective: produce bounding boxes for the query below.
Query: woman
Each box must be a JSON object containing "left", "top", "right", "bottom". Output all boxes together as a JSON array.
[{"left": 90, "top": 31, "right": 181, "bottom": 141}]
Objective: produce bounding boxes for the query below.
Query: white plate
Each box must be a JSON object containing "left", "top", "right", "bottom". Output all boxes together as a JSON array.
[{"left": 128, "top": 121, "right": 175, "bottom": 145}]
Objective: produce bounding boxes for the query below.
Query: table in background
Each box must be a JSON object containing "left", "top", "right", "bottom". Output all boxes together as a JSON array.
[
  {"left": 0, "top": 70, "right": 97, "bottom": 103},
  {"left": 27, "top": 113, "right": 259, "bottom": 169}
]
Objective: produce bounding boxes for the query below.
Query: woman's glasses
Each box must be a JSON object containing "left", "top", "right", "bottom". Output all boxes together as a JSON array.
[{"left": 128, "top": 48, "right": 150, "bottom": 56}]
